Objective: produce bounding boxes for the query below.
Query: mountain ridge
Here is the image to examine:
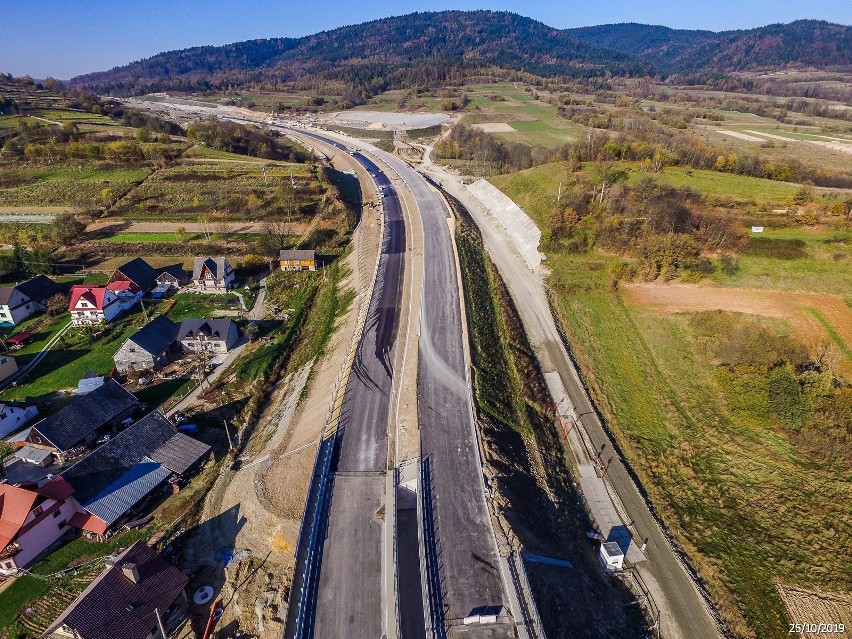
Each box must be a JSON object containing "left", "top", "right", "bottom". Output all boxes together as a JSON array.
[{"left": 68, "top": 11, "right": 852, "bottom": 96}]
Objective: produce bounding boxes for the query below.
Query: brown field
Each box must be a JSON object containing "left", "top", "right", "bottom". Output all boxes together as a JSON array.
[
  {"left": 622, "top": 283, "right": 852, "bottom": 374},
  {"left": 778, "top": 586, "right": 852, "bottom": 638},
  {"left": 470, "top": 122, "right": 516, "bottom": 132}
]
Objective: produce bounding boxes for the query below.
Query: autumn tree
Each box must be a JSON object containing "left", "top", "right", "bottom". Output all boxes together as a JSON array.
[{"left": 52, "top": 213, "right": 86, "bottom": 244}]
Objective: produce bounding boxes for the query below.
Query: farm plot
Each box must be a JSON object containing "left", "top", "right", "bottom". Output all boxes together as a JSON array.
[
  {"left": 778, "top": 586, "right": 852, "bottom": 638},
  {"left": 622, "top": 283, "right": 852, "bottom": 376}
]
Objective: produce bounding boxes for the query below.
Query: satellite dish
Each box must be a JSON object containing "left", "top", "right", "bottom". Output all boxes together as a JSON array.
[{"left": 193, "top": 586, "right": 214, "bottom": 605}]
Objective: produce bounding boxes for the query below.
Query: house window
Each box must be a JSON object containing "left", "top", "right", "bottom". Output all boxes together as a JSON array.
[
  {"left": 0, "top": 560, "right": 13, "bottom": 570},
  {"left": 53, "top": 509, "right": 61, "bottom": 518},
  {"left": 33, "top": 505, "right": 43, "bottom": 516},
  {"left": 57, "top": 520, "right": 66, "bottom": 528}
]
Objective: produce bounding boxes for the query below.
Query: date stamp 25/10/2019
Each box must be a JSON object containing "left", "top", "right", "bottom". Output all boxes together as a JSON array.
[{"left": 789, "top": 623, "right": 846, "bottom": 635}]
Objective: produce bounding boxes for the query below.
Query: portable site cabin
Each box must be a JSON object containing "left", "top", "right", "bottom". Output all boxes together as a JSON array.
[{"left": 599, "top": 541, "right": 624, "bottom": 572}]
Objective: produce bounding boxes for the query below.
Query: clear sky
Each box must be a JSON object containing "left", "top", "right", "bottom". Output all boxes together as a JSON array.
[{"left": 3, "top": 0, "right": 850, "bottom": 79}]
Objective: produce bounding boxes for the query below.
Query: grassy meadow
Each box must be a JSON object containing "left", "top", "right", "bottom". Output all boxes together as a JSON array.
[{"left": 490, "top": 165, "right": 852, "bottom": 638}]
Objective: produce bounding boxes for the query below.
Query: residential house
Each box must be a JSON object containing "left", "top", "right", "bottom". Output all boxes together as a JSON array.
[
  {"left": 192, "top": 256, "right": 235, "bottom": 292},
  {"left": 68, "top": 286, "right": 121, "bottom": 326},
  {"left": 113, "top": 316, "right": 180, "bottom": 375},
  {"left": 0, "top": 401, "right": 38, "bottom": 438},
  {"left": 109, "top": 257, "right": 158, "bottom": 293},
  {"left": 0, "top": 287, "right": 37, "bottom": 327},
  {"left": 177, "top": 319, "right": 240, "bottom": 355},
  {"left": 279, "top": 249, "right": 317, "bottom": 271},
  {"left": 0, "top": 354, "right": 19, "bottom": 384},
  {"left": 0, "top": 275, "right": 61, "bottom": 326},
  {"left": 42, "top": 541, "right": 189, "bottom": 639},
  {"left": 0, "top": 477, "right": 79, "bottom": 577},
  {"left": 61, "top": 411, "right": 210, "bottom": 537},
  {"left": 14, "top": 379, "right": 139, "bottom": 458},
  {"left": 15, "top": 275, "right": 62, "bottom": 305},
  {"left": 105, "top": 280, "right": 142, "bottom": 311}
]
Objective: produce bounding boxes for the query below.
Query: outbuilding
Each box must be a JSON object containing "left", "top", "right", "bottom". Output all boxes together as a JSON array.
[
  {"left": 279, "top": 249, "right": 317, "bottom": 271},
  {"left": 599, "top": 541, "right": 625, "bottom": 572}
]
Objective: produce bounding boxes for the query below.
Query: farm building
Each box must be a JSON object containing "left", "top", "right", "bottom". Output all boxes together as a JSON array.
[
  {"left": 155, "top": 263, "right": 190, "bottom": 290},
  {"left": 43, "top": 541, "right": 189, "bottom": 639},
  {"left": 280, "top": 249, "right": 317, "bottom": 271},
  {"left": 61, "top": 410, "right": 210, "bottom": 538},
  {"left": 109, "top": 257, "right": 159, "bottom": 293},
  {"left": 192, "top": 256, "right": 235, "bottom": 292},
  {"left": 13, "top": 379, "right": 139, "bottom": 458},
  {"left": 113, "top": 315, "right": 181, "bottom": 375},
  {"left": 177, "top": 319, "right": 239, "bottom": 354}
]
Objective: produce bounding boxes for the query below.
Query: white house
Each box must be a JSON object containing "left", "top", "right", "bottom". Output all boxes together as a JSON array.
[
  {"left": 68, "top": 286, "right": 122, "bottom": 326},
  {"left": 192, "top": 257, "right": 235, "bottom": 292},
  {"left": 0, "top": 288, "right": 37, "bottom": 327},
  {"left": 0, "top": 401, "right": 38, "bottom": 438},
  {"left": 0, "top": 276, "right": 61, "bottom": 327},
  {"left": 177, "top": 319, "right": 240, "bottom": 355}
]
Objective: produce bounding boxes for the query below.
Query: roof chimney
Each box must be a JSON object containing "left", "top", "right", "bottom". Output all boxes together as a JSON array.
[{"left": 121, "top": 562, "right": 140, "bottom": 584}]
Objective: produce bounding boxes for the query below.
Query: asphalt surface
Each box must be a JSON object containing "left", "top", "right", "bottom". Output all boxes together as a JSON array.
[
  {"left": 293, "top": 139, "right": 406, "bottom": 638},
  {"left": 297, "top": 128, "right": 512, "bottom": 636},
  {"left": 366, "top": 150, "right": 512, "bottom": 635}
]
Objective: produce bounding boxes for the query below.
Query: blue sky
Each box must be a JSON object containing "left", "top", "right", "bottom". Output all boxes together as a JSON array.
[{"left": 3, "top": 0, "right": 850, "bottom": 79}]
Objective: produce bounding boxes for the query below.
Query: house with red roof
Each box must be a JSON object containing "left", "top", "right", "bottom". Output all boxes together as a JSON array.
[
  {"left": 68, "top": 287, "right": 117, "bottom": 326},
  {"left": 0, "top": 476, "right": 80, "bottom": 577},
  {"left": 105, "top": 279, "right": 143, "bottom": 311}
]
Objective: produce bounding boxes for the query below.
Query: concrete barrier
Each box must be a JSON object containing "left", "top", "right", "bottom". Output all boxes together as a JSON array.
[{"left": 466, "top": 179, "right": 544, "bottom": 270}]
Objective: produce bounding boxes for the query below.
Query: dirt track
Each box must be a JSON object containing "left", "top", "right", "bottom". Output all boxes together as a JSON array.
[{"left": 86, "top": 219, "right": 308, "bottom": 235}]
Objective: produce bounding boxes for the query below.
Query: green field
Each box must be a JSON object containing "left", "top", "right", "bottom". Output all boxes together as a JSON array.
[
  {"left": 168, "top": 292, "right": 243, "bottom": 321},
  {"left": 538, "top": 251, "right": 851, "bottom": 637},
  {"left": 0, "top": 305, "right": 158, "bottom": 403},
  {"left": 489, "top": 165, "right": 852, "bottom": 637},
  {"left": 0, "top": 165, "right": 151, "bottom": 207}
]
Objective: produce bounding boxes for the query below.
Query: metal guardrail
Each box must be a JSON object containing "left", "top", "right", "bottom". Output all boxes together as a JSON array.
[
  {"left": 508, "top": 551, "right": 547, "bottom": 639},
  {"left": 291, "top": 438, "right": 333, "bottom": 639},
  {"left": 419, "top": 456, "right": 446, "bottom": 639}
]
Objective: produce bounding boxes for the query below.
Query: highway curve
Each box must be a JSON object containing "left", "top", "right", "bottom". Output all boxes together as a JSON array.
[
  {"left": 292, "top": 139, "right": 406, "bottom": 638},
  {"left": 368, "top": 148, "right": 514, "bottom": 638}
]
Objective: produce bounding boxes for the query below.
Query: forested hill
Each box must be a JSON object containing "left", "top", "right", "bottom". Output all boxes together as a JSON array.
[
  {"left": 70, "top": 11, "right": 644, "bottom": 97},
  {"left": 69, "top": 12, "right": 851, "bottom": 97},
  {"left": 567, "top": 20, "right": 852, "bottom": 72}
]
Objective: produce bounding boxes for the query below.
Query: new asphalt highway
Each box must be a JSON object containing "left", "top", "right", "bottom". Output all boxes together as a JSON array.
[
  {"left": 292, "top": 139, "right": 405, "bottom": 637},
  {"left": 367, "top": 147, "right": 513, "bottom": 637},
  {"left": 294, "top": 129, "right": 513, "bottom": 637}
]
